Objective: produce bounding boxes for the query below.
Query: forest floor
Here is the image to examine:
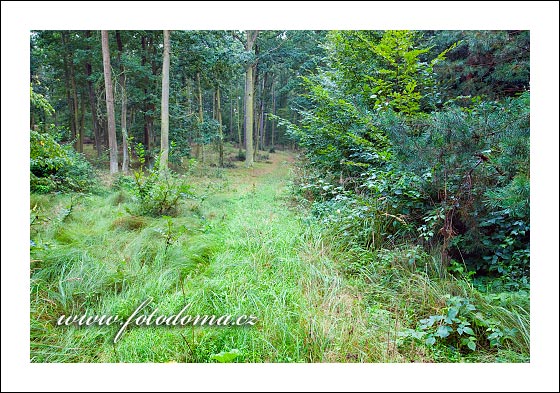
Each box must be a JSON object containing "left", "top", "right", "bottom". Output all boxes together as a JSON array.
[
  {"left": 30, "top": 146, "right": 529, "bottom": 363},
  {"left": 30, "top": 148, "right": 379, "bottom": 362}
]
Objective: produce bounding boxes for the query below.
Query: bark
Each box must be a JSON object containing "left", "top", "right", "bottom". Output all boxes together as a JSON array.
[
  {"left": 216, "top": 87, "right": 224, "bottom": 167},
  {"left": 244, "top": 30, "right": 258, "bottom": 167},
  {"left": 79, "top": 92, "right": 86, "bottom": 148},
  {"left": 271, "top": 78, "right": 276, "bottom": 148},
  {"left": 116, "top": 31, "right": 129, "bottom": 174},
  {"left": 159, "top": 30, "right": 170, "bottom": 173},
  {"left": 101, "top": 30, "right": 119, "bottom": 174},
  {"left": 197, "top": 71, "right": 204, "bottom": 163},
  {"left": 69, "top": 56, "right": 82, "bottom": 152},
  {"left": 85, "top": 31, "right": 102, "bottom": 157},
  {"left": 141, "top": 35, "right": 151, "bottom": 149},
  {"left": 229, "top": 96, "right": 234, "bottom": 142},
  {"left": 237, "top": 95, "right": 242, "bottom": 157},
  {"left": 61, "top": 32, "right": 76, "bottom": 145},
  {"left": 259, "top": 72, "right": 267, "bottom": 150}
]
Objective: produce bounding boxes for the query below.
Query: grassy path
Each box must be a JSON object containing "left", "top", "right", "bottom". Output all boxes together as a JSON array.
[
  {"left": 150, "top": 151, "right": 374, "bottom": 362},
  {"left": 31, "top": 150, "right": 380, "bottom": 362}
]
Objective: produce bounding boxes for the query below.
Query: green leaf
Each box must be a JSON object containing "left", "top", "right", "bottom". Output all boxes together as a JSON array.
[
  {"left": 462, "top": 326, "right": 474, "bottom": 336},
  {"left": 467, "top": 340, "right": 476, "bottom": 351},
  {"left": 425, "top": 336, "right": 436, "bottom": 346},
  {"left": 210, "top": 348, "right": 241, "bottom": 363},
  {"left": 447, "top": 307, "right": 459, "bottom": 320},
  {"left": 435, "top": 325, "right": 452, "bottom": 338}
]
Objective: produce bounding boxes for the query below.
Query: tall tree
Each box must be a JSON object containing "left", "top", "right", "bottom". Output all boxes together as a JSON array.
[
  {"left": 84, "top": 30, "right": 102, "bottom": 157},
  {"left": 159, "top": 30, "right": 170, "bottom": 172},
  {"left": 244, "top": 30, "right": 258, "bottom": 167},
  {"left": 116, "top": 31, "right": 129, "bottom": 174},
  {"left": 196, "top": 71, "right": 204, "bottom": 162},
  {"left": 101, "top": 30, "right": 119, "bottom": 174},
  {"left": 216, "top": 86, "right": 224, "bottom": 167},
  {"left": 61, "top": 32, "right": 78, "bottom": 148}
]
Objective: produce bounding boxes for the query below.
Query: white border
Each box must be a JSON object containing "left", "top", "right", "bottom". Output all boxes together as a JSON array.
[{"left": 2, "top": 1, "right": 559, "bottom": 392}]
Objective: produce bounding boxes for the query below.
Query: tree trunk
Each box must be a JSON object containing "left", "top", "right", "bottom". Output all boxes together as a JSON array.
[
  {"left": 159, "top": 30, "right": 170, "bottom": 173},
  {"left": 197, "top": 71, "right": 204, "bottom": 163},
  {"left": 259, "top": 72, "right": 267, "bottom": 150},
  {"left": 271, "top": 78, "right": 276, "bottom": 148},
  {"left": 116, "top": 31, "right": 129, "bottom": 174},
  {"left": 216, "top": 87, "right": 224, "bottom": 167},
  {"left": 120, "top": 75, "right": 129, "bottom": 174},
  {"left": 244, "top": 30, "right": 258, "bottom": 167},
  {"left": 237, "top": 94, "right": 242, "bottom": 157},
  {"left": 69, "top": 57, "right": 82, "bottom": 152},
  {"left": 229, "top": 96, "right": 233, "bottom": 142},
  {"left": 141, "top": 35, "right": 151, "bottom": 150},
  {"left": 101, "top": 30, "right": 119, "bottom": 174},
  {"left": 84, "top": 34, "right": 102, "bottom": 157},
  {"left": 79, "top": 92, "right": 86, "bottom": 149},
  {"left": 61, "top": 32, "right": 76, "bottom": 145}
]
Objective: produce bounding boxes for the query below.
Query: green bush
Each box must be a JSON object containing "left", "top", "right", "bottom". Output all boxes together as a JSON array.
[
  {"left": 30, "top": 130, "right": 97, "bottom": 193},
  {"left": 123, "top": 144, "right": 195, "bottom": 217}
]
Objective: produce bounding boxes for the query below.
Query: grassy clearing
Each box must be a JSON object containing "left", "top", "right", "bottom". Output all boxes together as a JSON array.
[
  {"left": 30, "top": 146, "right": 529, "bottom": 363},
  {"left": 31, "top": 148, "right": 372, "bottom": 362}
]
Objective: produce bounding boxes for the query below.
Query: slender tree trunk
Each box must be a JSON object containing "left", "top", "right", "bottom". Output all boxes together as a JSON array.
[
  {"left": 271, "top": 79, "right": 276, "bottom": 148},
  {"left": 159, "top": 30, "right": 170, "bottom": 173},
  {"left": 229, "top": 96, "right": 233, "bottom": 142},
  {"left": 237, "top": 94, "right": 242, "bottom": 157},
  {"left": 197, "top": 71, "right": 204, "bottom": 163},
  {"left": 120, "top": 75, "right": 129, "bottom": 173},
  {"left": 258, "top": 72, "right": 267, "bottom": 150},
  {"left": 141, "top": 35, "right": 151, "bottom": 150},
  {"left": 212, "top": 90, "right": 216, "bottom": 120},
  {"left": 244, "top": 30, "right": 258, "bottom": 167},
  {"left": 61, "top": 32, "right": 77, "bottom": 145},
  {"left": 116, "top": 31, "right": 129, "bottom": 174},
  {"left": 149, "top": 34, "right": 158, "bottom": 152},
  {"left": 101, "top": 30, "right": 119, "bottom": 174},
  {"left": 69, "top": 58, "right": 82, "bottom": 152},
  {"left": 216, "top": 87, "right": 224, "bottom": 167},
  {"left": 85, "top": 52, "right": 101, "bottom": 156},
  {"left": 252, "top": 61, "right": 259, "bottom": 160},
  {"left": 79, "top": 92, "right": 86, "bottom": 149}
]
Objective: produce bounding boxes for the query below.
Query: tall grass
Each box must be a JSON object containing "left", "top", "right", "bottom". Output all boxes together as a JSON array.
[{"left": 30, "top": 147, "right": 529, "bottom": 363}]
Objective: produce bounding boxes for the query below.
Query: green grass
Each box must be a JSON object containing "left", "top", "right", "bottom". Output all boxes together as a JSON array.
[{"left": 30, "top": 146, "right": 529, "bottom": 363}]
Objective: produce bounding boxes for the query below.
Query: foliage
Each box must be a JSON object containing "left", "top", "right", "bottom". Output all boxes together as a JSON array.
[
  {"left": 383, "top": 93, "right": 530, "bottom": 281},
  {"left": 327, "top": 30, "right": 457, "bottom": 115},
  {"left": 30, "top": 130, "right": 97, "bottom": 193},
  {"left": 427, "top": 30, "right": 530, "bottom": 100},
  {"left": 31, "top": 83, "right": 55, "bottom": 117},
  {"left": 399, "top": 294, "right": 520, "bottom": 353},
  {"left": 285, "top": 30, "right": 529, "bottom": 287},
  {"left": 210, "top": 348, "right": 241, "bottom": 363},
  {"left": 119, "top": 143, "right": 195, "bottom": 216}
]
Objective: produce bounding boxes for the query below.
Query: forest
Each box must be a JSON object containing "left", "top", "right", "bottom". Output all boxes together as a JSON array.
[{"left": 29, "top": 29, "right": 531, "bottom": 364}]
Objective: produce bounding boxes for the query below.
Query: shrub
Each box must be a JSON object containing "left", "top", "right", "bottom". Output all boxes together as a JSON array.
[
  {"left": 30, "top": 130, "right": 97, "bottom": 193},
  {"left": 125, "top": 144, "right": 195, "bottom": 217}
]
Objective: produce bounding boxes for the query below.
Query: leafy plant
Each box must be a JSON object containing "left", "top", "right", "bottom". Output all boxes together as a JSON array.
[
  {"left": 30, "top": 130, "right": 97, "bottom": 193},
  {"left": 126, "top": 144, "right": 195, "bottom": 217},
  {"left": 399, "top": 295, "right": 478, "bottom": 351},
  {"left": 210, "top": 348, "right": 242, "bottom": 363}
]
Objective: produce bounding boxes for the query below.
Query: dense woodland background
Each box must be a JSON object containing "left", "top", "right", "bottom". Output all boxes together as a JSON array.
[{"left": 29, "top": 30, "right": 531, "bottom": 364}]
